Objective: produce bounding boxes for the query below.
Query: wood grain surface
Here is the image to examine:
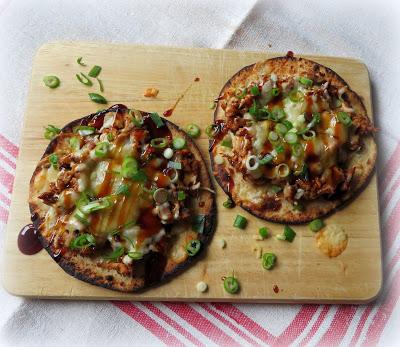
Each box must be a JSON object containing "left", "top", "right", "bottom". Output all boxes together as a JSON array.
[{"left": 2, "top": 42, "right": 382, "bottom": 302}]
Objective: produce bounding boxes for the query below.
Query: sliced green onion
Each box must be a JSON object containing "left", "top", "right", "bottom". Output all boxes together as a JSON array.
[
  {"left": 270, "top": 185, "right": 282, "bottom": 194},
  {"left": 271, "top": 107, "right": 285, "bottom": 121},
  {"left": 97, "top": 78, "right": 104, "bottom": 93},
  {"left": 337, "top": 111, "right": 352, "bottom": 127},
  {"left": 88, "top": 93, "right": 107, "bottom": 104},
  {"left": 221, "top": 136, "right": 233, "bottom": 148},
  {"left": 283, "top": 225, "right": 296, "bottom": 242},
  {"left": 103, "top": 246, "right": 124, "bottom": 261},
  {"left": 262, "top": 253, "right": 276, "bottom": 270},
  {"left": 275, "top": 144, "right": 284, "bottom": 154},
  {"left": 250, "top": 86, "right": 260, "bottom": 96},
  {"left": 121, "top": 156, "right": 138, "bottom": 178},
  {"left": 258, "top": 154, "right": 273, "bottom": 165},
  {"left": 289, "top": 89, "right": 303, "bottom": 102},
  {"left": 88, "top": 65, "right": 102, "bottom": 78},
  {"left": 299, "top": 76, "right": 313, "bottom": 87},
  {"left": 292, "top": 143, "right": 304, "bottom": 157},
  {"left": 245, "top": 155, "right": 259, "bottom": 171},
  {"left": 44, "top": 124, "right": 61, "bottom": 140},
  {"left": 107, "top": 133, "right": 114, "bottom": 141},
  {"left": 76, "top": 57, "right": 86, "bottom": 66},
  {"left": 150, "top": 112, "right": 164, "bottom": 128},
  {"left": 237, "top": 87, "right": 247, "bottom": 99},
  {"left": 192, "top": 215, "right": 205, "bottom": 233},
  {"left": 275, "top": 234, "right": 286, "bottom": 241},
  {"left": 185, "top": 239, "right": 201, "bottom": 256},
  {"left": 74, "top": 209, "right": 89, "bottom": 225},
  {"left": 75, "top": 125, "right": 96, "bottom": 136},
  {"left": 48, "top": 153, "right": 58, "bottom": 169},
  {"left": 94, "top": 141, "right": 110, "bottom": 157},
  {"left": 294, "top": 164, "right": 308, "bottom": 179},
  {"left": 309, "top": 219, "right": 324, "bottom": 232},
  {"left": 177, "top": 191, "right": 186, "bottom": 201},
  {"left": 224, "top": 275, "right": 239, "bottom": 294},
  {"left": 333, "top": 97, "right": 342, "bottom": 108},
  {"left": 271, "top": 87, "right": 280, "bottom": 96},
  {"left": 282, "top": 120, "right": 293, "bottom": 130},
  {"left": 276, "top": 163, "right": 290, "bottom": 178},
  {"left": 284, "top": 132, "right": 298, "bottom": 144},
  {"left": 302, "top": 130, "right": 316, "bottom": 140},
  {"left": 259, "top": 227, "right": 269, "bottom": 239},
  {"left": 43, "top": 75, "right": 60, "bottom": 88},
  {"left": 115, "top": 184, "right": 130, "bottom": 196},
  {"left": 151, "top": 138, "right": 168, "bottom": 149},
  {"left": 275, "top": 123, "right": 288, "bottom": 136},
  {"left": 205, "top": 124, "right": 218, "bottom": 138},
  {"left": 76, "top": 192, "right": 91, "bottom": 209},
  {"left": 76, "top": 73, "right": 93, "bottom": 86},
  {"left": 167, "top": 161, "right": 182, "bottom": 170},
  {"left": 185, "top": 124, "right": 201, "bottom": 138},
  {"left": 233, "top": 215, "right": 247, "bottom": 229},
  {"left": 153, "top": 188, "right": 169, "bottom": 204},
  {"left": 128, "top": 251, "right": 143, "bottom": 260},
  {"left": 70, "top": 233, "right": 96, "bottom": 249},
  {"left": 268, "top": 131, "right": 279, "bottom": 142},
  {"left": 173, "top": 137, "right": 186, "bottom": 150},
  {"left": 257, "top": 108, "right": 271, "bottom": 120},
  {"left": 223, "top": 197, "right": 235, "bottom": 208},
  {"left": 249, "top": 100, "right": 258, "bottom": 117},
  {"left": 131, "top": 170, "right": 147, "bottom": 182},
  {"left": 80, "top": 197, "right": 113, "bottom": 214}
]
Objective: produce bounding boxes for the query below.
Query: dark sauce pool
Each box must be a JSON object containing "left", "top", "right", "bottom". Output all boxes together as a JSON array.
[{"left": 18, "top": 224, "right": 43, "bottom": 255}]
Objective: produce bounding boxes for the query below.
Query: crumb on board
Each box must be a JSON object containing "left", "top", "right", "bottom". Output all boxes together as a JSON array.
[
  {"left": 252, "top": 245, "right": 262, "bottom": 259},
  {"left": 218, "top": 238, "right": 226, "bottom": 249},
  {"left": 143, "top": 88, "right": 159, "bottom": 97}
]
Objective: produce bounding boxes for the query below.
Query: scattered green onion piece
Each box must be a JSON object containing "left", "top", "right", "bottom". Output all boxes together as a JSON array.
[
  {"left": 103, "top": 246, "right": 124, "bottom": 261},
  {"left": 131, "top": 170, "right": 147, "bottom": 183},
  {"left": 151, "top": 138, "right": 168, "bottom": 149},
  {"left": 275, "top": 145, "right": 284, "bottom": 154},
  {"left": 192, "top": 215, "right": 205, "bottom": 233},
  {"left": 337, "top": 111, "right": 352, "bottom": 127},
  {"left": 282, "top": 120, "right": 293, "bottom": 130},
  {"left": 43, "top": 75, "right": 60, "bottom": 88},
  {"left": 94, "top": 141, "right": 109, "bottom": 157},
  {"left": 48, "top": 153, "right": 58, "bottom": 169},
  {"left": 109, "top": 220, "right": 136, "bottom": 236},
  {"left": 76, "top": 192, "right": 91, "bottom": 209},
  {"left": 80, "top": 197, "right": 113, "bottom": 214},
  {"left": 223, "top": 197, "right": 235, "bottom": 208},
  {"left": 223, "top": 275, "right": 239, "bottom": 294},
  {"left": 258, "top": 154, "right": 273, "bottom": 165},
  {"left": 76, "top": 73, "right": 93, "bottom": 86},
  {"left": 299, "top": 76, "right": 313, "bottom": 87},
  {"left": 88, "top": 93, "right": 107, "bottom": 104},
  {"left": 233, "top": 215, "right": 247, "bottom": 229},
  {"left": 69, "top": 136, "right": 80, "bottom": 150},
  {"left": 88, "top": 65, "right": 102, "bottom": 78},
  {"left": 185, "top": 239, "right": 201, "bottom": 256},
  {"left": 275, "top": 123, "right": 288, "bottom": 136},
  {"left": 75, "top": 125, "right": 96, "bottom": 136},
  {"left": 250, "top": 86, "right": 260, "bottom": 96},
  {"left": 292, "top": 143, "right": 304, "bottom": 157},
  {"left": 271, "top": 87, "right": 280, "bottom": 96},
  {"left": 150, "top": 112, "right": 164, "bottom": 128},
  {"left": 288, "top": 89, "right": 303, "bottom": 102},
  {"left": 333, "top": 98, "right": 342, "bottom": 108},
  {"left": 205, "top": 124, "right": 218, "bottom": 138},
  {"left": 74, "top": 209, "right": 89, "bottom": 226},
  {"left": 283, "top": 225, "right": 296, "bottom": 242},
  {"left": 221, "top": 136, "right": 233, "bottom": 148},
  {"left": 153, "top": 188, "right": 169, "bottom": 204},
  {"left": 177, "top": 191, "right": 186, "bottom": 201},
  {"left": 276, "top": 163, "right": 290, "bottom": 178},
  {"left": 97, "top": 78, "right": 104, "bottom": 93},
  {"left": 115, "top": 184, "right": 130, "bottom": 196},
  {"left": 309, "top": 219, "right": 324, "bottom": 232},
  {"left": 275, "top": 234, "right": 286, "bottom": 241},
  {"left": 259, "top": 227, "right": 269, "bottom": 239},
  {"left": 270, "top": 185, "right": 282, "bottom": 194},
  {"left": 284, "top": 132, "right": 298, "bottom": 144},
  {"left": 249, "top": 100, "right": 258, "bottom": 117},
  {"left": 121, "top": 156, "right": 138, "bottom": 178},
  {"left": 294, "top": 164, "right": 308, "bottom": 179},
  {"left": 44, "top": 124, "right": 61, "bottom": 140},
  {"left": 107, "top": 133, "right": 114, "bottom": 141},
  {"left": 173, "top": 137, "right": 186, "bottom": 150},
  {"left": 167, "top": 161, "right": 182, "bottom": 170},
  {"left": 76, "top": 57, "right": 86, "bottom": 66},
  {"left": 128, "top": 251, "right": 143, "bottom": 260},
  {"left": 302, "top": 130, "right": 316, "bottom": 141},
  {"left": 262, "top": 252, "right": 277, "bottom": 270},
  {"left": 70, "top": 233, "right": 95, "bottom": 249},
  {"left": 271, "top": 107, "right": 285, "bottom": 121},
  {"left": 185, "top": 124, "right": 201, "bottom": 138},
  {"left": 268, "top": 131, "right": 279, "bottom": 142},
  {"left": 237, "top": 87, "right": 247, "bottom": 99},
  {"left": 255, "top": 108, "right": 271, "bottom": 121}
]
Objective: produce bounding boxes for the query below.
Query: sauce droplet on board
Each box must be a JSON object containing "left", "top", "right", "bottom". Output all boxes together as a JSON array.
[
  {"left": 18, "top": 224, "right": 43, "bottom": 255},
  {"left": 273, "top": 284, "right": 280, "bottom": 293}
]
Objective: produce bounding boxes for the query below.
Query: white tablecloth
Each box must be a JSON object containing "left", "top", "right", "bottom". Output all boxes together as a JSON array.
[{"left": 1, "top": 0, "right": 399, "bottom": 345}]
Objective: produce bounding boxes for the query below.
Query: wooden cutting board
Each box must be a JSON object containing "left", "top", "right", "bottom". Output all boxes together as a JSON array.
[{"left": 2, "top": 42, "right": 382, "bottom": 302}]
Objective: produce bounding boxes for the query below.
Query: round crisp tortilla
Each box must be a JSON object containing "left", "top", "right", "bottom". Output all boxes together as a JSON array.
[
  {"left": 211, "top": 55, "right": 377, "bottom": 223},
  {"left": 29, "top": 104, "right": 216, "bottom": 292}
]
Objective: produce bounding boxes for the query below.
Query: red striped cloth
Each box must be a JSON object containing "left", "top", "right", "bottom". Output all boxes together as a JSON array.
[{"left": 0, "top": 130, "right": 399, "bottom": 346}]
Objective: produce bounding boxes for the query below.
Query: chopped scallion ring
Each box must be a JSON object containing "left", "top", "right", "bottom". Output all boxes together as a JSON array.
[
  {"left": 150, "top": 112, "right": 164, "bottom": 128},
  {"left": 275, "top": 144, "right": 284, "bottom": 154},
  {"left": 282, "top": 120, "right": 293, "bottom": 130},
  {"left": 44, "top": 124, "right": 61, "bottom": 140},
  {"left": 69, "top": 136, "right": 80, "bottom": 150},
  {"left": 48, "top": 153, "right": 58, "bottom": 169},
  {"left": 271, "top": 107, "right": 285, "bottom": 121},
  {"left": 128, "top": 251, "right": 143, "bottom": 260},
  {"left": 288, "top": 89, "right": 303, "bottom": 102},
  {"left": 275, "top": 123, "right": 288, "bottom": 136},
  {"left": 337, "top": 111, "right": 352, "bottom": 127},
  {"left": 223, "top": 197, "right": 235, "bottom": 209},
  {"left": 172, "top": 137, "right": 186, "bottom": 150},
  {"left": 74, "top": 209, "right": 89, "bottom": 225},
  {"left": 259, "top": 227, "right": 269, "bottom": 239},
  {"left": 97, "top": 78, "right": 104, "bottom": 93},
  {"left": 70, "top": 233, "right": 95, "bottom": 249},
  {"left": 283, "top": 225, "right": 296, "bottom": 242},
  {"left": 153, "top": 188, "right": 169, "bottom": 204},
  {"left": 223, "top": 275, "right": 239, "bottom": 294},
  {"left": 76, "top": 73, "right": 93, "bottom": 86},
  {"left": 271, "top": 87, "right": 280, "bottom": 96},
  {"left": 250, "top": 85, "right": 260, "bottom": 96},
  {"left": 115, "top": 184, "right": 130, "bottom": 196},
  {"left": 276, "top": 163, "right": 290, "bottom": 178},
  {"left": 309, "top": 219, "right": 324, "bottom": 232},
  {"left": 94, "top": 141, "right": 110, "bottom": 157},
  {"left": 291, "top": 143, "right": 304, "bottom": 157},
  {"left": 284, "top": 132, "right": 298, "bottom": 144},
  {"left": 88, "top": 93, "right": 107, "bottom": 104},
  {"left": 205, "top": 124, "right": 218, "bottom": 138},
  {"left": 107, "top": 133, "right": 114, "bottom": 141},
  {"left": 299, "top": 76, "right": 313, "bottom": 87},
  {"left": 268, "top": 131, "right": 279, "bottom": 142},
  {"left": 262, "top": 252, "right": 277, "bottom": 270},
  {"left": 167, "top": 161, "right": 182, "bottom": 170},
  {"left": 185, "top": 124, "right": 201, "bottom": 138},
  {"left": 185, "top": 239, "right": 201, "bottom": 256},
  {"left": 150, "top": 137, "right": 168, "bottom": 149},
  {"left": 258, "top": 154, "right": 273, "bottom": 165},
  {"left": 177, "top": 191, "right": 186, "bottom": 201},
  {"left": 233, "top": 215, "right": 247, "bottom": 229},
  {"left": 245, "top": 155, "right": 259, "bottom": 171},
  {"left": 121, "top": 156, "right": 139, "bottom": 178},
  {"left": 43, "top": 75, "right": 60, "bottom": 89},
  {"left": 76, "top": 57, "right": 86, "bottom": 66},
  {"left": 88, "top": 65, "right": 102, "bottom": 78},
  {"left": 270, "top": 185, "right": 282, "bottom": 194},
  {"left": 103, "top": 246, "right": 124, "bottom": 261},
  {"left": 80, "top": 197, "right": 113, "bottom": 214},
  {"left": 302, "top": 130, "right": 316, "bottom": 141},
  {"left": 74, "top": 125, "right": 96, "bottom": 136}
]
